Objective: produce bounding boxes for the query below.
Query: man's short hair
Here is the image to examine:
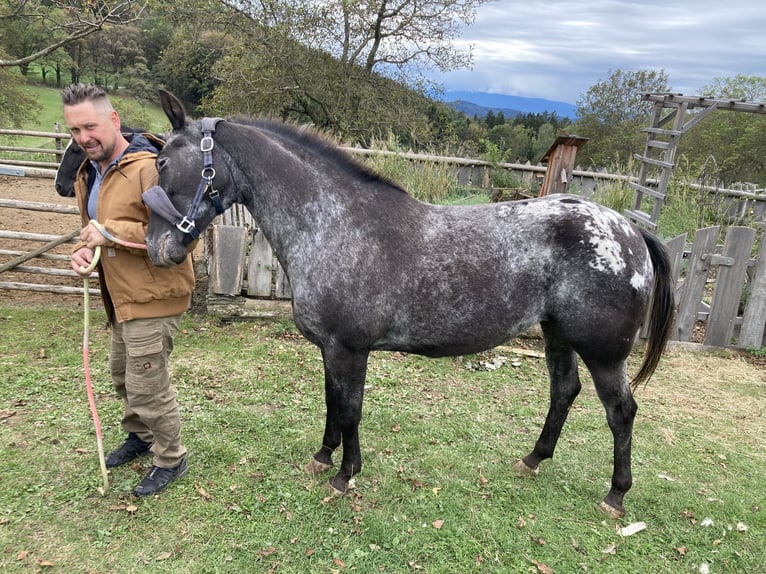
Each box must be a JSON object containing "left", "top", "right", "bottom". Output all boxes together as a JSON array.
[{"left": 61, "top": 83, "right": 109, "bottom": 107}]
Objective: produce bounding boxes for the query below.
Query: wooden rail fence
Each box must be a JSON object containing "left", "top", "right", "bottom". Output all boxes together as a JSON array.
[{"left": 1, "top": 193, "right": 764, "bottom": 349}]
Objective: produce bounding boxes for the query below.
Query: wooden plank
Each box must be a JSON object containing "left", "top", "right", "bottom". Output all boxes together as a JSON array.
[
  {"left": 0, "top": 281, "right": 98, "bottom": 295},
  {"left": 275, "top": 262, "right": 291, "bottom": 299},
  {"left": 737, "top": 234, "right": 766, "bottom": 349},
  {"left": 0, "top": 229, "right": 80, "bottom": 272},
  {"left": 675, "top": 227, "right": 720, "bottom": 341},
  {"left": 209, "top": 225, "right": 248, "bottom": 296},
  {"left": 632, "top": 153, "right": 675, "bottom": 169},
  {"left": 246, "top": 229, "right": 273, "bottom": 297},
  {"left": 0, "top": 198, "right": 80, "bottom": 215},
  {"left": 628, "top": 182, "right": 666, "bottom": 200},
  {"left": 704, "top": 227, "right": 756, "bottom": 347}
]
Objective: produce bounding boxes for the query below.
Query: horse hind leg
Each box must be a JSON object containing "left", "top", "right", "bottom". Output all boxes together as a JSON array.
[
  {"left": 514, "top": 327, "right": 581, "bottom": 477},
  {"left": 584, "top": 358, "right": 637, "bottom": 519}
]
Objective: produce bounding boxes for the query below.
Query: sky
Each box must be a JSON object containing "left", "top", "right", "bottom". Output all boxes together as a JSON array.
[{"left": 434, "top": 0, "right": 766, "bottom": 104}]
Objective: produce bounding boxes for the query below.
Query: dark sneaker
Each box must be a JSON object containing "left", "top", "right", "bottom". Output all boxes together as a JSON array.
[
  {"left": 133, "top": 458, "right": 189, "bottom": 497},
  {"left": 104, "top": 433, "right": 153, "bottom": 468}
]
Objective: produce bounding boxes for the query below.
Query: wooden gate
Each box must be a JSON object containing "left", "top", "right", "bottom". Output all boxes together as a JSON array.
[{"left": 665, "top": 226, "right": 766, "bottom": 349}]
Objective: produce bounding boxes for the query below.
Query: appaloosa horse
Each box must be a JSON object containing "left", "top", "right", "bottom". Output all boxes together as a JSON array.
[{"left": 143, "top": 90, "right": 674, "bottom": 517}]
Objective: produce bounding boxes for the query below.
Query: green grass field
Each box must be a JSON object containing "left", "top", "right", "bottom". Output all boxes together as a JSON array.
[{"left": 1, "top": 305, "right": 764, "bottom": 573}]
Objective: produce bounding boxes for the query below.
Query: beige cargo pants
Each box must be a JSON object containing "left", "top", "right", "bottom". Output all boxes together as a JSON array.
[{"left": 109, "top": 315, "right": 186, "bottom": 468}]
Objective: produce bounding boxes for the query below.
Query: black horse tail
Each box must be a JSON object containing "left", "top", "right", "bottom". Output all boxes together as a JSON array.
[{"left": 631, "top": 229, "right": 675, "bottom": 390}]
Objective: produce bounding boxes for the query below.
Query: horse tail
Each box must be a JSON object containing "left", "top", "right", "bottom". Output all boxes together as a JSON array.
[{"left": 631, "top": 229, "right": 675, "bottom": 390}]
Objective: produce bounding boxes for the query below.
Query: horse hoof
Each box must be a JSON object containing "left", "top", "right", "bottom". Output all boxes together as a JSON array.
[
  {"left": 323, "top": 480, "right": 347, "bottom": 498},
  {"left": 511, "top": 459, "right": 539, "bottom": 477},
  {"left": 305, "top": 457, "right": 333, "bottom": 475},
  {"left": 598, "top": 501, "right": 625, "bottom": 519}
]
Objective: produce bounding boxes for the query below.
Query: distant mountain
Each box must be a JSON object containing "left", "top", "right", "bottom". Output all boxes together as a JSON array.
[{"left": 439, "top": 90, "right": 577, "bottom": 120}]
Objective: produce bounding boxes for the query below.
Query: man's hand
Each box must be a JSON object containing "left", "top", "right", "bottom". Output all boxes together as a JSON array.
[
  {"left": 80, "top": 222, "right": 107, "bottom": 249},
  {"left": 71, "top": 247, "right": 97, "bottom": 277}
]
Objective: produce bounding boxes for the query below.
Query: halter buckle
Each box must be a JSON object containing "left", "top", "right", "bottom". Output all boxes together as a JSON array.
[
  {"left": 200, "top": 135, "right": 214, "bottom": 152},
  {"left": 176, "top": 216, "right": 197, "bottom": 235}
]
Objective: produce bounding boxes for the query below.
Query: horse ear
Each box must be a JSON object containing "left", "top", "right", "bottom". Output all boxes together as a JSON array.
[{"left": 159, "top": 89, "right": 187, "bottom": 131}]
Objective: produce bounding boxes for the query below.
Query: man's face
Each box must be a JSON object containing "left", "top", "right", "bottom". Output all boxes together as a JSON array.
[{"left": 63, "top": 100, "right": 120, "bottom": 164}]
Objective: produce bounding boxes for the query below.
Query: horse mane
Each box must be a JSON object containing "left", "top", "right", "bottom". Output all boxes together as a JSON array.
[{"left": 226, "top": 116, "right": 409, "bottom": 194}]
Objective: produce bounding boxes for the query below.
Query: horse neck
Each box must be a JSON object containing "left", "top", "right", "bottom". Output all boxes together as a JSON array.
[{"left": 223, "top": 124, "right": 341, "bottom": 259}]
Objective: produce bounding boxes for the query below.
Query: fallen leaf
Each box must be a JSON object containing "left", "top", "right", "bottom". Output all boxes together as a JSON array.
[
  {"left": 258, "top": 547, "right": 277, "bottom": 557},
  {"left": 601, "top": 543, "right": 617, "bottom": 554},
  {"left": 195, "top": 483, "right": 212, "bottom": 500},
  {"left": 618, "top": 521, "right": 647, "bottom": 536},
  {"left": 432, "top": 519, "right": 444, "bottom": 529},
  {"left": 37, "top": 559, "right": 54, "bottom": 567},
  {"left": 333, "top": 557, "right": 346, "bottom": 568},
  {"left": 17, "top": 550, "right": 29, "bottom": 560},
  {"left": 676, "top": 547, "right": 687, "bottom": 556},
  {"left": 517, "top": 516, "right": 526, "bottom": 528},
  {"left": 431, "top": 487, "right": 441, "bottom": 496},
  {"left": 700, "top": 518, "right": 714, "bottom": 527},
  {"left": 305, "top": 548, "right": 316, "bottom": 557},
  {"left": 126, "top": 505, "right": 137, "bottom": 514},
  {"left": 479, "top": 475, "right": 488, "bottom": 486},
  {"left": 391, "top": 424, "right": 401, "bottom": 432},
  {"left": 530, "top": 559, "right": 553, "bottom": 574},
  {"left": 74, "top": 448, "right": 89, "bottom": 455},
  {"left": 156, "top": 552, "right": 172, "bottom": 561},
  {"left": 736, "top": 522, "right": 748, "bottom": 532}
]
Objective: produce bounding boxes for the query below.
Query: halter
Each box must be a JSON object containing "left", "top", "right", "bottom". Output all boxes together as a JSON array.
[{"left": 142, "top": 117, "right": 226, "bottom": 243}]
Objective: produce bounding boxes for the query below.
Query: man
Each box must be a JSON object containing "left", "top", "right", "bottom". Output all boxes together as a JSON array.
[{"left": 63, "top": 83, "right": 194, "bottom": 496}]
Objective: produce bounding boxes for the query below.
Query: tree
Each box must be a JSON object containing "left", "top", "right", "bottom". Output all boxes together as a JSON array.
[
  {"left": 573, "top": 68, "right": 670, "bottom": 168},
  {"left": 0, "top": 1, "right": 144, "bottom": 68},
  {"left": 678, "top": 75, "right": 766, "bottom": 186},
  {"left": 203, "top": 0, "right": 490, "bottom": 145},
  {"left": 0, "top": 52, "right": 40, "bottom": 127}
]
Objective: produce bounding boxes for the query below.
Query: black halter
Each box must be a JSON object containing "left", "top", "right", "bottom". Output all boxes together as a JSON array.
[{"left": 174, "top": 117, "right": 226, "bottom": 240}]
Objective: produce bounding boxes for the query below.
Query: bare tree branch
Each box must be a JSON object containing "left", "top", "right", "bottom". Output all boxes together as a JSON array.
[{"left": 0, "top": 0, "right": 143, "bottom": 67}]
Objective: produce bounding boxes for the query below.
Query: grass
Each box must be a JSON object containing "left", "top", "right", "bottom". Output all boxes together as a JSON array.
[{"left": 1, "top": 305, "right": 764, "bottom": 573}]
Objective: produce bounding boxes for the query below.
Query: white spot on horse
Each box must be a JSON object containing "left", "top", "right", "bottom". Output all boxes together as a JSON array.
[
  {"left": 630, "top": 271, "right": 648, "bottom": 290},
  {"left": 581, "top": 207, "right": 627, "bottom": 275}
]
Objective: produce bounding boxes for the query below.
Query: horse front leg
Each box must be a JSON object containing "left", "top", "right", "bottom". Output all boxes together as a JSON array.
[
  {"left": 304, "top": 342, "right": 369, "bottom": 496},
  {"left": 513, "top": 329, "right": 581, "bottom": 476}
]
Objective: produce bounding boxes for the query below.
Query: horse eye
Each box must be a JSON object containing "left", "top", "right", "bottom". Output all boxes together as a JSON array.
[{"left": 157, "top": 156, "right": 169, "bottom": 171}]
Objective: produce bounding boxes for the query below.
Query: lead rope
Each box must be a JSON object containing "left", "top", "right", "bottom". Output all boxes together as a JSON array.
[
  {"left": 80, "top": 245, "right": 108, "bottom": 494},
  {"left": 79, "top": 221, "right": 148, "bottom": 495}
]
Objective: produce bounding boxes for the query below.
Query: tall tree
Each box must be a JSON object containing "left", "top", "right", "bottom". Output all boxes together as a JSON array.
[
  {"left": 0, "top": 1, "right": 144, "bottom": 68},
  {"left": 205, "top": 0, "right": 490, "bottom": 144},
  {"left": 678, "top": 75, "right": 766, "bottom": 186},
  {"left": 573, "top": 68, "right": 670, "bottom": 168}
]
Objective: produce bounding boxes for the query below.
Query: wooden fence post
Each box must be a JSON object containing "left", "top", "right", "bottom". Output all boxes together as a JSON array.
[
  {"left": 738, "top": 233, "right": 766, "bottom": 349},
  {"left": 704, "top": 227, "right": 756, "bottom": 347}
]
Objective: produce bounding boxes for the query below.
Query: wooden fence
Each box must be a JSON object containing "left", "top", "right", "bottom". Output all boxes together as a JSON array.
[{"left": 1, "top": 192, "right": 764, "bottom": 349}]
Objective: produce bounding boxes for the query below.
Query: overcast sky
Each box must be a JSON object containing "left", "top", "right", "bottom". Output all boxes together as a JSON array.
[{"left": 434, "top": 0, "right": 766, "bottom": 104}]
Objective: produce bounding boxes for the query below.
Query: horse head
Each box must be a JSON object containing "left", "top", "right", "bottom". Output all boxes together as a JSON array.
[
  {"left": 54, "top": 137, "right": 85, "bottom": 197},
  {"left": 144, "top": 90, "right": 231, "bottom": 267}
]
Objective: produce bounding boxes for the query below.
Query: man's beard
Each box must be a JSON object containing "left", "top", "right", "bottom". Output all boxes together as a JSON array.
[{"left": 84, "top": 140, "right": 112, "bottom": 163}]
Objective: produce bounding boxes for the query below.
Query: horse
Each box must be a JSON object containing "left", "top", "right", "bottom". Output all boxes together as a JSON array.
[
  {"left": 54, "top": 127, "right": 162, "bottom": 197},
  {"left": 144, "top": 90, "right": 674, "bottom": 518}
]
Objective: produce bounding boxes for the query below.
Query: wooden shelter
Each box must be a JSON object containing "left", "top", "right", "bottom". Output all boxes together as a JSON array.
[{"left": 538, "top": 135, "right": 589, "bottom": 196}]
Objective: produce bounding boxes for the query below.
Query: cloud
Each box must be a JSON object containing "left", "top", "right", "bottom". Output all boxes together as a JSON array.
[{"left": 433, "top": 0, "right": 766, "bottom": 103}]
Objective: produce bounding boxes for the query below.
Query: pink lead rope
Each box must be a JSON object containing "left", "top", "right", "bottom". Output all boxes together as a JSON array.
[{"left": 79, "top": 221, "right": 148, "bottom": 494}]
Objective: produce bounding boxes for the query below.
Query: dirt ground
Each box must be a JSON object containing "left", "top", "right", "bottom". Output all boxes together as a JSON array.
[{"left": 0, "top": 174, "right": 86, "bottom": 308}]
